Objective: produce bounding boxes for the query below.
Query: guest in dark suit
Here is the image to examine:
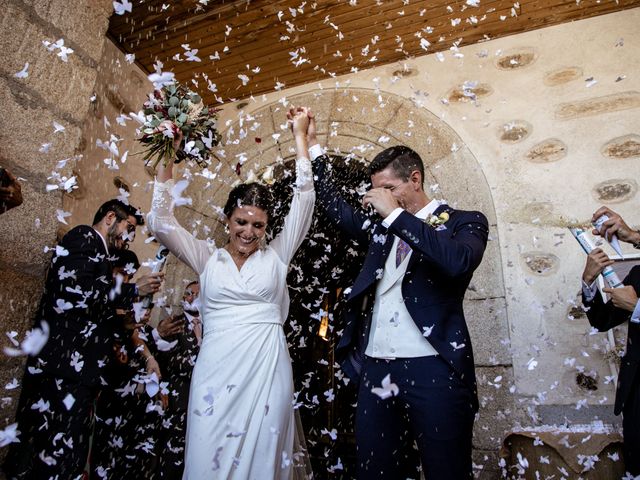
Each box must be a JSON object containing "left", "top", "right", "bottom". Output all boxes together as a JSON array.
[
  {"left": 296, "top": 107, "right": 488, "bottom": 479},
  {"left": 3, "top": 199, "right": 164, "bottom": 480},
  {"left": 90, "top": 249, "right": 149, "bottom": 480},
  {"left": 582, "top": 206, "right": 640, "bottom": 476},
  {"left": 154, "top": 281, "right": 201, "bottom": 479}
]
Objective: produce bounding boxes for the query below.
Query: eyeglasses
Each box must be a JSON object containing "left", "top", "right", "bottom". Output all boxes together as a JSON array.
[
  {"left": 124, "top": 220, "right": 136, "bottom": 234},
  {"left": 116, "top": 216, "right": 136, "bottom": 234}
]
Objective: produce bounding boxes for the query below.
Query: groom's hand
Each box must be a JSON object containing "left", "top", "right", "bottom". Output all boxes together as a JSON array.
[
  {"left": 363, "top": 188, "right": 399, "bottom": 218},
  {"left": 307, "top": 110, "right": 318, "bottom": 147}
]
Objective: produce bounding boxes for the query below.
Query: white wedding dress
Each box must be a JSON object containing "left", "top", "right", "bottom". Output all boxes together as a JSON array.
[{"left": 147, "top": 156, "right": 315, "bottom": 479}]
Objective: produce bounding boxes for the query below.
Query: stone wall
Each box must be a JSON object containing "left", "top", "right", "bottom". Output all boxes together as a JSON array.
[{"left": 0, "top": 0, "right": 113, "bottom": 443}]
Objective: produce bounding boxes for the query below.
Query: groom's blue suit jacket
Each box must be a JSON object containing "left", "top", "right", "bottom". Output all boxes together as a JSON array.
[{"left": 313, "top": 155, "right": 489, "bottom": 410}]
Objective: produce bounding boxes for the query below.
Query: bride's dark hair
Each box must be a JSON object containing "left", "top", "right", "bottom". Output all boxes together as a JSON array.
[{"left": 223, "top": 182, "right": 273, "bottom": 221}]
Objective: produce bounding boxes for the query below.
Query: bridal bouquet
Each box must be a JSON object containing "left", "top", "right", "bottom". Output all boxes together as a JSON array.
[{"left": 138, "top": 83, "right": 220, "bottom": 169}]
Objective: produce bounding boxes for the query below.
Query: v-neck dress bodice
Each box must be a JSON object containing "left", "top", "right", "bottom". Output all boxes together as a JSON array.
[{"left": 147, "top": 157, "right": 314, "bottom": 480}]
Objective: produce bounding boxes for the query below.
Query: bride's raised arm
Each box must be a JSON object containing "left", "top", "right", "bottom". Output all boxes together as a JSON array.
[
  {"left": 270, "top": 107, "right": 316, "bottom": 265},
  {"left": 147, "top": 123, "right": 214, "bottom": 275}
]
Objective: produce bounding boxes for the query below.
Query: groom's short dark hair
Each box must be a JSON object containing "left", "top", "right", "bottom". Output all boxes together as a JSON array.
[
  {"left": 368, "top": 146, "right": 424, "bottom": 186},
  {"left": 92, "top": 199, "right": 144, "bottom": 226}
]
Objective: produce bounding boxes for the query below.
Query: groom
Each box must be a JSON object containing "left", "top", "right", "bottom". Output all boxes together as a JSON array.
[{"left": 303, "top": 111, "right": 488, "bottom": 478}]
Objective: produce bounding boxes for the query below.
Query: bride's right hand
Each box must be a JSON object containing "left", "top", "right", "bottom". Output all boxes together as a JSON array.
[
  {"left": 287, "top": 107, "right": 310, "bottom": 138},
  {"left": 156, "top": 120, "right": 184, "bottom": 154}
]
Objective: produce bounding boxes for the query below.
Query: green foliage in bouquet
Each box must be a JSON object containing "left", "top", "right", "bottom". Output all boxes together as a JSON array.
[{"left": 138, "top": 83, "right": 220, "bottom": 169}]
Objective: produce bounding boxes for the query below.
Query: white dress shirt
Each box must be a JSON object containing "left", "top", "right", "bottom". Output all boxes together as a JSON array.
[{"left": 365, "top": 201, "right": 443, "bottom": 359}]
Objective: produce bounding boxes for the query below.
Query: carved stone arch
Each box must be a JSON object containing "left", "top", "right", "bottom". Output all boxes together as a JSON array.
[{"left": 212, "top": 88, "right": 501, "bottom": 288}]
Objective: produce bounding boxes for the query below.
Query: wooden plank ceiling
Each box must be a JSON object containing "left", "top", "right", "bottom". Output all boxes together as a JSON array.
[{"left": 108, "top": 0, "right": 640, "bottom": 104}]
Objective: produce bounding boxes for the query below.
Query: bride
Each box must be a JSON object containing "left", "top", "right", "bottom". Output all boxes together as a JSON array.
[{"left": 147, "top": 109, "right": 315, "bottom": 479}]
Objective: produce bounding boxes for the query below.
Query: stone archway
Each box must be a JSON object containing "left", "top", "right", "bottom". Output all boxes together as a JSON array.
[{"left": 171, "top": 87, "right": 513, "bottom": 469}]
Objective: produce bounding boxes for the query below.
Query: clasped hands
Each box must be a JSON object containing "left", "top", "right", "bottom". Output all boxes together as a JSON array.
[{"left": 286, "top": 106, "right": 400, "bottom": 218}]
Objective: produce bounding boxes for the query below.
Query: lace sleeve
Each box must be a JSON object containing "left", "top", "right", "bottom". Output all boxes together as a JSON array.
[
  {"left": 146, "top": 179, "right": 215, "bottom": 275},
  {"left": 270, "top": 156, "right": 315, "bottom": 264}
]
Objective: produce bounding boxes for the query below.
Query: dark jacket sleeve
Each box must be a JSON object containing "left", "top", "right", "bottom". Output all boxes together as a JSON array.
[
  {"left": 583, "top": 266, "right": 640, "bottom": 332},
  {"left": 312, "top": 154, "right": 370, "bottom": 244},
  {"left": 40, "top": 226, "right": 111, "bottom": 325},
  {"left": 389, "top": 209, "right": 489, "bottom": 278},
  {"left": 44, "top": 227, "right": 138, "bottom": 322}
]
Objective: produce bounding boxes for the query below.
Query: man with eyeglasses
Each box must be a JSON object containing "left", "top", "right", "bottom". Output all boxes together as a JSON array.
[
  {"left": 3, "top": 199, "right": 164, "bottom": 480},
  {"left": 305, "top": 108, "right": 489, "bottom": 479}
]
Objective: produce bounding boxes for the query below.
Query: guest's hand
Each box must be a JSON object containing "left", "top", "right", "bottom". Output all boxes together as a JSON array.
[
  {"left": 131, "top": 308, "right": 153, "bottom": 328},
  {"left": 582, "top": 248, "right": 613, "bottom": 285},
  {"left": 603, "top": 286, "right": 638, "bottom": 312},
  {"left": 0, "top": 169, "right": 23, "bottom": 214},
  {"left": 145, "top": 355, "right": 162, "bottom": 379},
  {"left": 136, "top": 272, "right": 165, "bottom": 297},
  {"left": 591, "top": 206, "right": 640, "bottom": 245},
  {"left": 157, "top": 315, "right": 184, "bottom": 338},
  {"left": 363, "top": 188, "right": 399, "bottom": 218}
]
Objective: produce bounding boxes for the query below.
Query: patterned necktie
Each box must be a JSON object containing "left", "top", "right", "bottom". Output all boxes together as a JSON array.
[{"left": 395, "top": 238, "right": 411, "bottom": 267}]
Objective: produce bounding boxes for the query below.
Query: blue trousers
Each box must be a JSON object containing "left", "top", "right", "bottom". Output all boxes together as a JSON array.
[{"left": 356, "top": 355, "right": 475, "bottom": 479}]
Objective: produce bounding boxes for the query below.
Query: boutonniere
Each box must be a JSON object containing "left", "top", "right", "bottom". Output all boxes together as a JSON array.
[{"left": 424, "top": 211, "right": 450, "bottom": 231}]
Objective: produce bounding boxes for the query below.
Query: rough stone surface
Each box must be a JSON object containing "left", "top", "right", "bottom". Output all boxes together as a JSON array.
[
  {"left": 525, "top": 138, "right": 568, "bottom": 163},
  {"left": 544, "top": 66, "right": 583, "bottom": 86},
  {"left": 22, "top": 0, "right": 112, "bottom": 61},
  {"left": 0, "top": 78, "right": 84, "bottom": 180},
  {"left": 495, "top": 48, "right": 537, "bottom": 70},
  {"left": 447, "top": 82, "right": 493, "bottom": 103},
  {"left": 0, "top": 2, "right": 99, "bottom": 123},
  {"left": 0, "top": 270, "right": 44, "bottom": 427},
  {"left": 521, "top": 251, "right": 560, "bottom": 276},
  {"left": 555, "top": 91, "right": 640, "bottom": 120},
  {"left": 465, "top": 297, "right": 511, "bottom": 365},
  {"left": 384, "top": 102, "right": 454, "bottom": 163},
  {"left": 601, "top": 133, "right": 640, "bottom": 159},
  {"left": 329, "top": 88, "right": 403, "bottom": 128},
  {"left": 592, "top": 178, "right": 637, "bottom": 203},
  {"left": 467, "top": 226, "right": 504, "bottom": 300},
  {"left": 473, "top": 449, "right": 501, "bottom": 480},
  {"left": 474, "top": 366, "right": 522, "bottom": 450},
  {"left": 498, "top": 120, "right": 532, "bottom": 143},
  {"left": 429, "top": 151, "right": 498, "bottom": 225}
]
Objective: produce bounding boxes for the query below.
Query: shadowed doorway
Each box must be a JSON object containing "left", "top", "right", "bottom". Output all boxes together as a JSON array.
[{"left": 268, "top": 154, "right": 370, "bottom": 477}]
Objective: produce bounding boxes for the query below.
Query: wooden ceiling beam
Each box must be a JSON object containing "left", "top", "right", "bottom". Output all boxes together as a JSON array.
[{"left": 107, "top": 0, "right": 640, "bottom": 103}]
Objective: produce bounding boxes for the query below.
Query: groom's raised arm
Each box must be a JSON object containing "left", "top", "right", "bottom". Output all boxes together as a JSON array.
[{"left": 310, "top": 145, "right": 370, "bottom": 244}]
